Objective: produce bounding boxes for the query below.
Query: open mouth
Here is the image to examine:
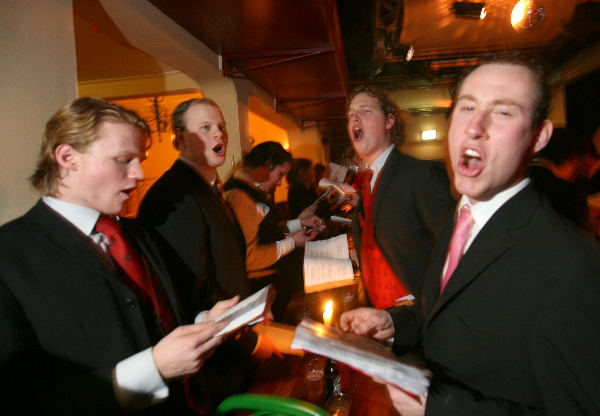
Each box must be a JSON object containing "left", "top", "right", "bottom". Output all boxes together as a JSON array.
[
  {"left": 121, "top": 188, "right": 133, "bottom": 199},
  {"left": 461, "top": 148, "right": 482, "bottom": 170},
  {"left": 352, "top": 127, "right": 362, "bottom": 140},
  {"left": 213, "top": 143, "right": 224, "bottom": 154}
]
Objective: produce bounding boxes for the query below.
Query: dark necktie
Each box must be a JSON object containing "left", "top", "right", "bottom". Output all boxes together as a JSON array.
[
  {"left": 359, "top": 169, "right": 374, "bottom": 204},
  {"left": 440, "top": 205, "right": 473, "bottom": 293},
  {"left": 95, "top": 215, "right": 175, "bottom": 333}
]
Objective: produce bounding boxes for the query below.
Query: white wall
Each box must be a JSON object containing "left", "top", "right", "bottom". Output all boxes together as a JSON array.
[{"left": 0, "top": 0, "right": 77, "bottom": 224}]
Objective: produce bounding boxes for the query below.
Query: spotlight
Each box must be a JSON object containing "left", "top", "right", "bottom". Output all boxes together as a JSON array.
[
  {"left": 452, "top": 2, "right": 486, "bottom": 19},
  {"left": 390, "top": 44, "right": 415, "bottom": 62},
  {"left": 511, "top": 0, "right": 545, "bottom": 32}
]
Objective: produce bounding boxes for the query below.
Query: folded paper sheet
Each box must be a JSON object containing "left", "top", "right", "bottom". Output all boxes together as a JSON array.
[{"left": 291, "top": 318, "right": 431, "bottom": 396}]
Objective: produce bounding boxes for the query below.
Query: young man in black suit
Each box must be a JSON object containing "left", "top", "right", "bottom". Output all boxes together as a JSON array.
[
  {"left": 138, "top": 98, "right": 276, "bottom": 411},
  {"left": 341, "top": 56, "right": 600, "bottom": 414},
  {"left": 0, "top": 97, "right": 238, "bottom": 414},
  {"left": 347, "top": 85, "right": 454, "bottom": 309},
  {"left": 138, "top": 98, "right": 251, "bottom": 316}
]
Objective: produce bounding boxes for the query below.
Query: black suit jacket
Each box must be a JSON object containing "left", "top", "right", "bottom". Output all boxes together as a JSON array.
[
  {"left": 0, "top": 200, "right": 189, "bottom": 415},
  {"left": 391, "top": 185, "right": 600, "bottom": 414},
  {"left": 352, "top": 147, "right": 455, "bottom": 300},
  {"left": 138, "top": 160, "right": 257, "bottom": 410},
  {"left": 138, "top": 160, "right": 251, "bottom": 316}
]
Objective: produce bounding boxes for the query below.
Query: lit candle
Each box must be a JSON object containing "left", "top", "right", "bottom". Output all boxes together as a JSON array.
[{"left": 323, "top": 300, "right": 333, "bottom": 326}]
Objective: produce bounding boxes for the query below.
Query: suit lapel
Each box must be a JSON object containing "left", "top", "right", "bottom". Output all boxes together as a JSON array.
[
  {"left": 372, "top": 147, "right": 400, "bottom": 225},
  {"left": 122, "top": 218, "right": 184, "bottom": 324},
  {"left": 26, "top": 201, "right": 114, "bottom": 277},
  {"left": 425, "top": 185, "right": 542, "bottom": 324}
]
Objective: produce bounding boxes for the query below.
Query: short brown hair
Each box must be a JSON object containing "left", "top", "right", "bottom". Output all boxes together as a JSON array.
[
  {"left": 29, "top": 96, "right": 149, "bottom": 195},
  {"left": 346, "top": 84, "right": 404, "bottom": 145},
  {"left": 451, "top": 53, "right": 551, "bottom": 129}
]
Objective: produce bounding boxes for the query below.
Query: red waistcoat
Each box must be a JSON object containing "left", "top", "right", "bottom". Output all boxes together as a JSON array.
[{"left": 358, "top": 170, "right": 410, "bottom": 309}]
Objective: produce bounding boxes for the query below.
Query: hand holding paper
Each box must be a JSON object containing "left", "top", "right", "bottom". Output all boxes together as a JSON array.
[{"left": 196, "top": 285, "right": 275, "bottom": 337}]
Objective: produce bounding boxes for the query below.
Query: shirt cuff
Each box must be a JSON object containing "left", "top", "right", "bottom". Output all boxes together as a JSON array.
[
  {"left": 287, "top": 219, "right": 302, "bottom": 233},
  {"left": 113, "top": 347, "right": 169, "bottom": 411},
  {"left": 276, "top": 237, "right": 295, "bottom": 259}
]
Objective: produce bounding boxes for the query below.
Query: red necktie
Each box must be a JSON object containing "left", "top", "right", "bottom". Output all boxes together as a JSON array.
[
  {"left": 359, "top": 169, "right": 374, "bottom": 203},
  {"left": 440, "top": 205, "right": 473, "bottom": 293},
  {"left": 95, "top": 215, "right": 176, "bottom": 333},
  {"left": 96, "top": 216, "right": 209, "bottom": 413}
]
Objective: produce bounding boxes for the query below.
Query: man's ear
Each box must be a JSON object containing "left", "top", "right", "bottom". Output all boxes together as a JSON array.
[
  {"left": 174, "top": 129, "right": 186, "bottom": 150},
  {"left": 532, "top": 119, "right": 553, "bottom": 154},
  {"left": 55, "top": 144, "right": 79, "bottom": 171},
  {"left": 385, "top": 114, "right": 396, "bottom": 131}
]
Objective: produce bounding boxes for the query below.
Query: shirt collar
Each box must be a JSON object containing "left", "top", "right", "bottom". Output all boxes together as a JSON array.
[
  {"left": 459, "top": 177, "right": 531, "bottom": 231},
  {"left": 178, "top": 156, "right": 217, "bottom": 185},
  {"left": 367, "top": 144, "right": 394, "bottom": 178},
  {"left": 42, "top": 196, "right": 101, "bottom": 236}
]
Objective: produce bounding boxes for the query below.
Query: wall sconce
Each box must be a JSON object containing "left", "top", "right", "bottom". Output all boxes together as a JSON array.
[{"left": 421, "top": 130, "right": 437, "bottom": 141}]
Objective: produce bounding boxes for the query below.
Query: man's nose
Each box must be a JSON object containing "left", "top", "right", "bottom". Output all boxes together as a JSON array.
[
  {"left": 465, "top": 111, "right": 488, "bottom": 139},
  {"left": 129, "top": 159, "right": 145, "bottom": 180}
]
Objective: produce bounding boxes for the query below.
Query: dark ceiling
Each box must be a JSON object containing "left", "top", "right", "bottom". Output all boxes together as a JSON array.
[
  {"left": 76, "top": 0, "right": 600, "bottom": 148},
  {"left": 146, "top": 0, "right": 599, "bottom": 145}
]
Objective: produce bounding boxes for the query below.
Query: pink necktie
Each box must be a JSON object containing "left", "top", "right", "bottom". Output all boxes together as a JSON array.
[{"left": 440, "top": 205, "right": 473, "bottom": 293}]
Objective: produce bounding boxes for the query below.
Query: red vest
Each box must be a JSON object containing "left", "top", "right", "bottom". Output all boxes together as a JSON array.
[{"left": 357, "top": 170, "right": 410, "bottom": 309}]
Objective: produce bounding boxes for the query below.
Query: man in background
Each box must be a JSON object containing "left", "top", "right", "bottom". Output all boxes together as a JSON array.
[
  {"left": 138, "top": 98, "right": 273, "bottom": 411},
  {"left": 342, "top": 56, "right": 600, "bottom": 415},
  {"left": 347, "top": 84, "right": 454, "bottom": 309},
  {"left": 0, "top": 97, "right": 237, "bottom": 414},
  {"left": 224, "top": 141, "right": 324, "bottom": 320}
]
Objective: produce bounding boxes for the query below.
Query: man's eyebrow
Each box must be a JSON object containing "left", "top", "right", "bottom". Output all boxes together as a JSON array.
[{"left": 456, "top": 94, "right": 525, "bottom": 109}]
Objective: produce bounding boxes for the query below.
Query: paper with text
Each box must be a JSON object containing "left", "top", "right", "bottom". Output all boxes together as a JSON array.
[{"left": 304, "top": 234, "right": 355, "bottom": 293}]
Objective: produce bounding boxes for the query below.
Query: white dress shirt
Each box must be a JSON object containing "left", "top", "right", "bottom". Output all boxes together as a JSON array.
[
  {"left": 441, "top": 178, "right": 531, "bottom": 277},
  {"left": 42, "top": 196, "right": 169, "bottom": 411},
  {"left": 366, "top": 144, "right": 395, "bottom": 192}
]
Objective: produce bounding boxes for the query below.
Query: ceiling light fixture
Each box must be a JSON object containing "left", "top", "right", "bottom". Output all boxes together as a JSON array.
[
  {"left": 511, "top": 0, "right": 545, "bottom": 32},
  {"left": 451, "top": 2, "right": 486, "bottom": 19}
]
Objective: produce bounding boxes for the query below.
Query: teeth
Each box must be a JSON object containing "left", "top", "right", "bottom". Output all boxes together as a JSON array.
[{"left": 464, "top": 148, "right": 480, "bottom": 158}]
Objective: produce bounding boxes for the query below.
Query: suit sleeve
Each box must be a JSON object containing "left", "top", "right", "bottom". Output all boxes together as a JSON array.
[{"left": 388, "top": 303, "right": 423, "bottom": 354}]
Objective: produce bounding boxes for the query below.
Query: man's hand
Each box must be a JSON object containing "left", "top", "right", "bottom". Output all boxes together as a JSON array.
[
  {"left": 291, "top": 228, "right": 317, "bottom": 247},
  {"left": 205, "top": 295, "right": 240, "bottom": 321},
  {"left": 298, "top": 205, "right": 317, "bottom": 219},
  {"left": 299, "top": 215, "right": 325, "bottom": 231},
  {"left": 340, "top": 307, "right": 395, "bottom": 341},
  {"left": 152, "top": 321, "right": 227, "bottom": 381},
  {"left": 385, "top": 383, "right": 427, "bottom": 416}
]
